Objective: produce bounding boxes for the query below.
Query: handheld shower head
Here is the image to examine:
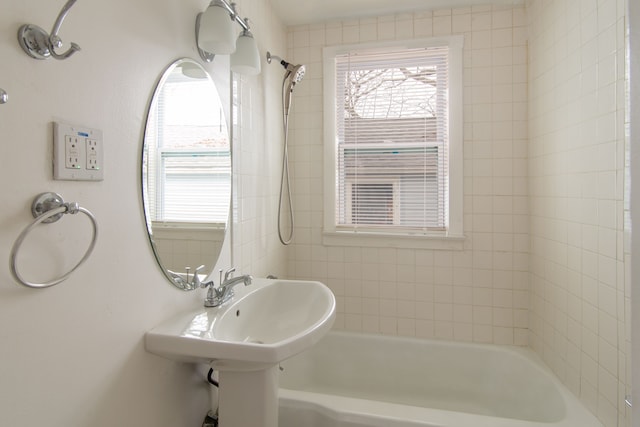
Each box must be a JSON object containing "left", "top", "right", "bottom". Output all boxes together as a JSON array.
[
  {"left": 267, "top": 52, "right": 306, "bottom": 84},
  {"left": 287, "top": 64, "right": 306, "bottom": 84},
  {"left": 267, "top": 52, "right": 306, "bottom": 115}
]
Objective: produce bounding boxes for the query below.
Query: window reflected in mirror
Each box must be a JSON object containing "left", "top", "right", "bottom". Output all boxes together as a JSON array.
[{"left": 142, "top": 59, "right": 231, "bottom": 288}]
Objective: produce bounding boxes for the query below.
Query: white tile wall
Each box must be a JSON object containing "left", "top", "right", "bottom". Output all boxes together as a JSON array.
[
  {"left": 286, "top": 5, "right": 529, "bottom": 346},
  {"left": 230, "top": 1, "right": 289, "bottom": 279},
  {"left": 153, "top": 229, "right": 223, "bottom": 273},
  {"left": 527, "top": 0, "right": 628, "bottom": 426}
]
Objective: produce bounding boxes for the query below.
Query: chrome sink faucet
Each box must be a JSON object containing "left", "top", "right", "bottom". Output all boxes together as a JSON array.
[{"left": 198, "top": 268, "right": 253, "bottom": 308}]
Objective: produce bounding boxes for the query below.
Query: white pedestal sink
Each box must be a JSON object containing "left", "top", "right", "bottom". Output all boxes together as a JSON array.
[{"left": 145, "top": 278, "right": 336, "bottom": 427}]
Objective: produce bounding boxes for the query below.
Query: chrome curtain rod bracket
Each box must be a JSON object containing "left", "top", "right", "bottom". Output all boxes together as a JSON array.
[{"left": 17, "top": 0, "right": 81, "bottom": 60}]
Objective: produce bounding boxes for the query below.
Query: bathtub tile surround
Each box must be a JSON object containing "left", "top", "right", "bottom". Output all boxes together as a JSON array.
[
  {"left": 527, "top": 0, "right": 629, "bottom": 426},
  {"left": 286, "top": 2, "right": 630, "bottom": 427},
  {"left": 286, "top": 5, "right": 530, "bottom": 345}
]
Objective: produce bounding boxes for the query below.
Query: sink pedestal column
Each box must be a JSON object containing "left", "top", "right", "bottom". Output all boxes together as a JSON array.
[{"left": 217, "top": 365, "right": 279, "bottom": 427}]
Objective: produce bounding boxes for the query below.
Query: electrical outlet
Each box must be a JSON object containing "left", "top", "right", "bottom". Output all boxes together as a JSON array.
[
  {"left": 53, "top": 122, "right": 104, "bottom": 181},
  {"left": 65, "top": 136, "right": 81, "bottom": 169},
  {"left": 86, "top": 139, "right": 101, "bottom": 170}
]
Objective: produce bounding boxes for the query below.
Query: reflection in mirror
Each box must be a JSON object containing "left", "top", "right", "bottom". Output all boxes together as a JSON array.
[{"left": 142, "top": 58, "right": 231, "bottom": 290}]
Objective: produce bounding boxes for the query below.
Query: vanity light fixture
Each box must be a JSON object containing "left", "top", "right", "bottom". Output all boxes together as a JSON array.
[
  {"left": 230, "top": 23, "right": 261, "bottom": 75},
  {"left": 196, "top": 0, "right": 236, "bottom": 60},
  {"left": 17, "top": 0, "right": 81, "bottom": 60},
  {"left": 195, "top": 0, "right": 261, "bottom": 75}
]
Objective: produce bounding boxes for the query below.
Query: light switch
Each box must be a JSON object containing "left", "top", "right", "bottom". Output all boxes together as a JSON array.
[{"left": 53, "top": 121, "right": 104, "bottom": 181}]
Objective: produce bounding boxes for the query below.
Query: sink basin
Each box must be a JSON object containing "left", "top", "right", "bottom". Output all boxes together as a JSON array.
[
  {"left": 146, "top": 278, "right": 335, "bottom": 427},
  {"left": 145, "top": 278, "right": 336, "bottom": 370}
]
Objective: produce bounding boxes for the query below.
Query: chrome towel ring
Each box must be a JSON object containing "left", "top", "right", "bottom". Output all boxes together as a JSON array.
[{"left": 10, "top": 192, "right": 98, "bottom": 288}]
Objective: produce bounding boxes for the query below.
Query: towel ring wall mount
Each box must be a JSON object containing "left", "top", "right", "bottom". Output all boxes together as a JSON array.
[{"left": 10, "top": 192, "right": 98, "bottom": 288}]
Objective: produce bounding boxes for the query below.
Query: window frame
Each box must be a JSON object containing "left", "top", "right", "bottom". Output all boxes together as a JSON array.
[{"left": 323, "top": 36, "right": 465, "bottom": 249}]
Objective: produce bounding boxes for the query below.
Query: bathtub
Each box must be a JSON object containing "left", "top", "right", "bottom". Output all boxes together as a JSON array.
[{"left": 278, "top": 331, "right": 603, "bottom": 427}]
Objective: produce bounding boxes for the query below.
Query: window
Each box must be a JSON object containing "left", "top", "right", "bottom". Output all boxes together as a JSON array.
[
  {"left": 146, "top": 72, "right": 230, "bottom": 226},
  {"left": 323, "top": 37, "right": 464, "bottom": 248}
]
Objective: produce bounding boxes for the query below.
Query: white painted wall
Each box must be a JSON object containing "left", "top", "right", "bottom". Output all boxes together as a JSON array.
[{"left": 0, "top": 0, "right": 286, "bottom": 425}]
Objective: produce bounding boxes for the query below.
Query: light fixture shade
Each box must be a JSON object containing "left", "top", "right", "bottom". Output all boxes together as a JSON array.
[
  {"left": 198, "top": 3, "right": 236, "bottom": 54},
  {"left": 180, "top": 62, "right": 208, "bottom": 79},
  {"left": 231, "top": 33, "right": 261, "bottom": 75}
]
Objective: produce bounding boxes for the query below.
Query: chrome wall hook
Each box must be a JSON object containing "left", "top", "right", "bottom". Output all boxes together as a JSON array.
[
  {"left": 17, "top": 0, "right": 81, "bottom": 60},
  {"left": 0, "top": 89, "right": 7, "bottom": 104}
]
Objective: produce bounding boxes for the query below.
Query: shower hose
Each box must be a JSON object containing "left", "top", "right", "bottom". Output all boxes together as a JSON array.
[{"left": 278, "top": 75, "right": 295, "bottom": 245}]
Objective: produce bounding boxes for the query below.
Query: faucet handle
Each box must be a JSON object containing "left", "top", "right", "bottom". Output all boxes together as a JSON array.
[
  {"left": 224, "top": 267, "right": 236, "bottom": 283},
  {"left": 191, "top": 265, "right": 206, "bottom": 288},
  {"left": 167, "top": 269, "right": 187, "bottom": 288}
]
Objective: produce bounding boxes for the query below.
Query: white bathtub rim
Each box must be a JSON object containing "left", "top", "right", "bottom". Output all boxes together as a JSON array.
[
  {"left": 280, "top": 393, "right": 442, "bottom": 427},
  {"left": 279, "top": 331, "right": 604, "bottom": 427},
  {"left": 280, "top": 387, "right": 601, "bottom": 427}
]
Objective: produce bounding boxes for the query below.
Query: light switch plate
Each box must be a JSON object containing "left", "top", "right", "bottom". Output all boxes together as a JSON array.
[{"left": 53, "top": 121, "right": 104, "bottom": 181}]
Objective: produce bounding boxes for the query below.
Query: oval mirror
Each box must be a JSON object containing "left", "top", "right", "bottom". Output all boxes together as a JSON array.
[{"left": 142, "top": 58, "right": 231, "bottom": 290}]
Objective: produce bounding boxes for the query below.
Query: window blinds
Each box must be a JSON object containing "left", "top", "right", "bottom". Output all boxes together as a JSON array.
[
  {"left": 334, "top": 46, "right": 450, "bottom": 232},
  {"left": 159, "top": 151, "right": 230, "bottom": 222}
]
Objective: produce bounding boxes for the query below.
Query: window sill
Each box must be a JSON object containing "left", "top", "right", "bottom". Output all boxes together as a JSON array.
[
  {"left": 322, "top": 230, "right": 466, "bottom": 250},
  {"left": 152, "top": 221, "right": 226, "bottom": 232}
]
